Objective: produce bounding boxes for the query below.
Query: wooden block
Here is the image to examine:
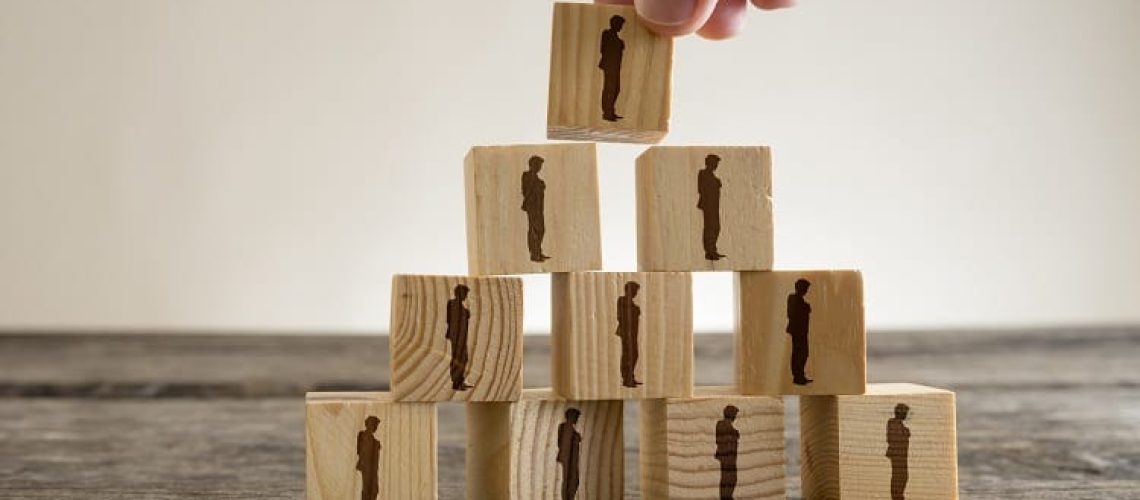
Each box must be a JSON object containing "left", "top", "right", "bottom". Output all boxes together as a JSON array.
[
  {"left": 547, "top": 2, "right": 673, "bottom": 143},
  {"left": 466, "top": 388, "right": 623, "bottom": 500},
  {"left": 735, "top": 270, "right": 866, "bottom": 395},
  {"left": 640, "top": 386, "right": 785, "bottom": 500},
  {"left": 637, "top": 146, "right": 774, "bottom": 271},
  {"left": 305, "top": 392, "right": 437, "bottom": 500},
  {"left": 390, "top": 275, "right": 523, "bottom": 402},
  {"left": 800, "top": 383, "right": 959, "bottom": 500},
  {"left": 465, "top": 143, "right": 602, "bottom": 275},
  {"left": 552, "top": 271, "right": 693, "bottom": 400}
]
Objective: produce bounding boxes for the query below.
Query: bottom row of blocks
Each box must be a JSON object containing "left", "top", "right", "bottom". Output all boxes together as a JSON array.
[{"left": 306, "top": 384, "right": 957, "bottom": 499}]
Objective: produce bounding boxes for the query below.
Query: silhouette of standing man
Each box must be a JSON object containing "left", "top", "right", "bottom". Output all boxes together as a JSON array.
[
  {"left": 598, "top": 15, "right": 626, "bottom": 122},
  {"left": 557, "top": 408, "right": 583, "bottom": 500},
  {"left": 886, "top": 403, "right": 911, "bottom": 500},
  {"left": 615, "top": 281, "right": 642, "bottom": 388},
  {"left": 715, "top": 405, "right": 740, "bottom": 500},
  {"left": 356, "top": 416, "right": 382, "bottom": 500},
  {"left": 521, "top": 155, "right": 550, "bottom": 263},
  {"left": 445, "top": 284, "right": 473, "bottom": 391},
  {"left": 697, "top": 154, "right": 726, "bottom": 261},
  {"left": 786, "top": 278, "right": 813, "bottom": 385}
]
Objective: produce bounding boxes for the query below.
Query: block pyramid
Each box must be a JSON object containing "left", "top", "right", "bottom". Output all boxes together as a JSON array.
[{"left": 306, "top": 3, "right": 960, "bottom": 499}]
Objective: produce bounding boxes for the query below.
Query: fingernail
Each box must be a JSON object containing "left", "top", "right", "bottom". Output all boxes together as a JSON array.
[{"left": 635, "top": 0, "right": 697, "bottom": 27}]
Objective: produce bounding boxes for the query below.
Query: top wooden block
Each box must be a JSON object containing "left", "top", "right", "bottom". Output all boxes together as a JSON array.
[
  {"left": 547, "top": 2, "right": 673, "bottom": 143},
  {"left": 465, "top": 143, "right": 602, "bottom": 275},
  {"left": 637, "top": 146, "right": 774, "bottom": 271}
]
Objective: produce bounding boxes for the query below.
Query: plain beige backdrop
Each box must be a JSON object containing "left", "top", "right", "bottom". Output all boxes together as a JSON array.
[{"left": 1, "top": 0, "right": 1138, "bottom": 333}]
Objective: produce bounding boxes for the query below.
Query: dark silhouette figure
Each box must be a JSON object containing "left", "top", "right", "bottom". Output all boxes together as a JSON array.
[
  {"left": 886, "top": 403, "right": 911, "bottom": 500},
  {"left": 786, "top": 279, "right": 813, "bottom": 385},
  {"left": 557, "top": 408, "right": 583, "bottom": 500},
  {"left": 615, "top": 281, "right": 642, "bottom": 388},
  {"left": 598, "top": 15, "right": 626, "bottom": 122},
  {"left": 697, "top": 154, "right": 726, "bottom": 261},
  {"left": 445, "top": 284, "right": 473, "bottom": 391},
  {"left": 715, "top": 405, "right": 741, "bottom": 500},
  {"left": 356, "top": 416, "right": 382, "bottom": 500},
  {"left": 521, "top": 155, "right": 550, "bottom": 263}
]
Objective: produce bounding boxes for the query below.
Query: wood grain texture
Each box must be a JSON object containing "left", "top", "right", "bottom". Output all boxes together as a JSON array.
[
  {"left": 640, "top": 386, "right": 785, "bottom": 499},
  {"left": 390, "top": 275, "right": 523, "bottom": 402},
  {"left": 636, "top": 146, "right": 774, "bottom": 272},
  {"left": 552, "top": 272, "right": 693, "bottom": 400},
  {"left": 305, "top": 392, "right": 438, "bottom": 500},
  {"left": 801, "top": 383, "right": 959, "bottom": 500},
  {"left": 547, "top": 2, "right": 672, "bottom": 143},
  {"left": 465, "top": 143, "right": 602, "bottom": 275},
  {"left": 735, "top": 270, "right": 866, "bottom": 395},
  {"left": 466, "top": 389, "right": 623, "bottom": 500}
]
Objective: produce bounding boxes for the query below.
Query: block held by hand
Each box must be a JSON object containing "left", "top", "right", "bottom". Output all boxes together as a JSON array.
[{"left": 547, "top": 2, "right": 673, "bottom": 143}]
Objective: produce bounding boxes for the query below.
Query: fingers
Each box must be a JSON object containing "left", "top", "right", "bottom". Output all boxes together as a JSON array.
[
  {"left": 697, "top": 0, "right": 748, "bottom": 40},
  {"left": 632, "top": 0, "right": 719, "bottom": 37},
  {"left": 751, "top": 0, "right": 795, "bottom": 10},
  {"left": 598, "top": 0, "right": 794, "bottom": 40}
]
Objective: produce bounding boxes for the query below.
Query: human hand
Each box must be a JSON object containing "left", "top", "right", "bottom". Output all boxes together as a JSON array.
[{"left": 595, "top": 0, "right": 793, "bottom": 40}]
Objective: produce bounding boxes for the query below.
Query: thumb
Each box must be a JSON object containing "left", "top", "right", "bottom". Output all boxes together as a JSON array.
[{"left": 633, "top": 0, "right": 718, "bottom": 37}]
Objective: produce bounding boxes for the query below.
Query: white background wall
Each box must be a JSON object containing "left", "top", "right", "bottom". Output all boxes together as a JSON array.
[{"left": 1, "top": 0, "right": 1138, "bottom": 333}]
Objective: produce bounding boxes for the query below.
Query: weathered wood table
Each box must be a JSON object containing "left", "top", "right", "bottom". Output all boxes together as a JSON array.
[{"left": 1, "top": 328, "right": 1137, "bottom": 498}]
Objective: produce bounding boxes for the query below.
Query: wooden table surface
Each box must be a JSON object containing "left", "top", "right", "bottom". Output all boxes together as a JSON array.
[{"left": 1, "top": 328, "right": 1137, "bottom": 499}]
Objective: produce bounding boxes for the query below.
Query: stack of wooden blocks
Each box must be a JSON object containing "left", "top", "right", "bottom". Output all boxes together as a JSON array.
[{"left": 306, "top": 3, "right": 960, "bottom": 499}]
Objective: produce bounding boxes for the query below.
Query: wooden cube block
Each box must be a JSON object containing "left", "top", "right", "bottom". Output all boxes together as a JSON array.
[
  {"left": 390, "top": 275, "right": 523, "bottom": 402},
  {"left": 637, "top": 146, "right": 774, "bottom": 271},
  {"left": 640, "top": 386, "right": 785, "bottom": 500},
  {"left": 735, "top": 270, "right": 866, "bottom": 395},
  {"left": 552, "top": 271, "right": 693, "bottom": 400},
  {"left": 305, "top": 392, "right": 437, "bottom": 500},
  {"left": 547, "top": 2, "right": 673, "bottom": 143},
  {"left": 466, "top": 389, "right": 623, "bottom": 500},
  {"left": 800, "top": 383, "right": 959, "bottom": 499},
  {"left": 465, "top": 143, "right": 602, "bottom": 275}
]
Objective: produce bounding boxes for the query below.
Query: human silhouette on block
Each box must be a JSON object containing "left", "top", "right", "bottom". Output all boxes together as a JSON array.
[
  {"left": 697, "top": 154, "right": 726, "bottom": 261},
  {"left": 615, "top": 281, "right": 642, "bottom": 388},
  {"left": 786, "top": 278, "right": 813, "bottom": 385},
  {"left": 557, "top": 408, "right": 583, "bottom": 500},
  {"left": 886, "top": 403, "right": 911, "bottom": 500},
  {"left": 445, "top": 284, "right": 473, "bottom": 391},
  {"left": 598, "top": 15, "right": 626, "bottom": 122},
  {"left": 715, "top": 405, "right": 740, "bottom": 500},
  {"left": 521, "top": 155, "right": 550, "bottom": 262},
  {"left": 356, "top": 416, "right": 382, "bottom": 500}
]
